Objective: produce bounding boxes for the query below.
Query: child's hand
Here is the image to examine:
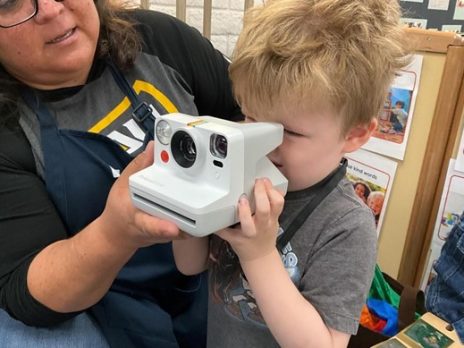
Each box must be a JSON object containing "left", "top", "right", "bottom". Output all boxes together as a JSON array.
[{"left": 216, "top": 178, "right": 284, "bottom": 261}]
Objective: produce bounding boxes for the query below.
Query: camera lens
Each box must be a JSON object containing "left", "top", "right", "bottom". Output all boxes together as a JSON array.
[
  {"left": 171, "top": 130, "right": 197, "bottom": 168},
  {"left": 210, "top": 134, "right": 227, "bottom": 159}
]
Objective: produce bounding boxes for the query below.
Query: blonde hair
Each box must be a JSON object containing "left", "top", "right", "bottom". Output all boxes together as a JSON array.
[{"left": 230, "top": 0, "right": 410, "bottom": 134}]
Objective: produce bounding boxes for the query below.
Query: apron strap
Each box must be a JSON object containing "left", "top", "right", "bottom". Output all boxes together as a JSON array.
[
  {"left": 107, "top": 61, "right": 159, "bottom": 141},
  {"left": 21, "top": 88, "right": 70, "bottom": 222}
]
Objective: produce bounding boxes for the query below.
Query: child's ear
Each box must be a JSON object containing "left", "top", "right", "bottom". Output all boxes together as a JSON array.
[{"left": 341, "top": 118, "right": 377, "bottom": 153}]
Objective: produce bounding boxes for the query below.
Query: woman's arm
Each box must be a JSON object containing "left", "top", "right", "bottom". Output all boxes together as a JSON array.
[
  {"left": 27, "top": 142, "right": 182, "bottom": 313},
  {"left": 1, "top": 138, "right": 182, "bottom": 320}
]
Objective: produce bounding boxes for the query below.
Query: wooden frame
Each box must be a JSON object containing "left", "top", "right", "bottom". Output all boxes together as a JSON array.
[
  {"left": 137, "top": 0, "right": 255, "bottom": 39},
  {"left": 398, "top": 29, "right": 464, "bottom": 286},
  {"left": 176, "top": 0, "right": 186, "bottom": 22},
  {"left": 140, "top": 0, "right": 149, "bottom": 9}
]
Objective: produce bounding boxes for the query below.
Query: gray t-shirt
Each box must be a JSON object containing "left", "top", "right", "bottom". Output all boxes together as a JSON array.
[{"left": 207, "top": 177, "right": 377, "bottom": 347}]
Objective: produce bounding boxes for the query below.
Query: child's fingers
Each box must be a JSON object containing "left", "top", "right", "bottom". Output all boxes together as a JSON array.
[
  {"left": 263, "top": 178, "right": 284, "bottom": 216},
  {"left": 237, "top": 194, "right": 256, "bottom": 237},
  {"left": 267, "top": 187, "right": 285, "bottom": 216},
  {"left": 253, "top": 179, "right": 271, "bottom": 226}
]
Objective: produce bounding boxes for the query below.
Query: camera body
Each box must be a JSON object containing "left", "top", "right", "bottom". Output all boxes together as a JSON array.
[{"left": 129, "top": 113, "right": 288, "bottom": 237}]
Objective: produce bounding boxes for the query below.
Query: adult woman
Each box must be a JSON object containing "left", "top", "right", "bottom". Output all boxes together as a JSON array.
[
  {"left": 353, "top": 181, "right": 371, "bottom": 204},
  {"left": 0, "top": 0, "right": 241, "bottom": 347}
]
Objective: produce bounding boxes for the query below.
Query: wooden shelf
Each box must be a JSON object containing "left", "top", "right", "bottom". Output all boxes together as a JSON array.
[{"left": 404, "top": 27, "right": 464, "bottom": 53}]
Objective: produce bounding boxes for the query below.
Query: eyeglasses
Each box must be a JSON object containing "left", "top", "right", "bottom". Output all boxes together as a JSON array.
[{"left": 0, "top": 0, "right": 38, "bottom": 28}]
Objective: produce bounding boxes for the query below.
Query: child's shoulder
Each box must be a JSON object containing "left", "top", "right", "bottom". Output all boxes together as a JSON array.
[
  {"left": 327, "top": 178, "right": 374, "bottom": 217},
  {"left": 313, "top": 178, "right": 377, "bottom": 239}
]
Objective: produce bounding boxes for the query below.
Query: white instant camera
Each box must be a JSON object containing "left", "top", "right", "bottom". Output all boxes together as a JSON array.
[{"left": 129, "top": 113, "right": 288, "bottom": 237}]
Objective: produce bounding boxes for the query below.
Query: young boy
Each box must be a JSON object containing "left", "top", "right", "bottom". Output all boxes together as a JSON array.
[
  {"left": 173, "top": 0, "right": 409, "bottom": 346},
  {"left": 390, "top": 100, "right": 409, "bottom": 133}
]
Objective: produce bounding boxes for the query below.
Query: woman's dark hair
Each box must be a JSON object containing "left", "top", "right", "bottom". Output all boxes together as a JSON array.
[
  {"left": 0, "top": 0, "right": 141, "bottom": 126},
  {"left": 95, "top": 0, "right": 141, "bottom": 70},
  {"left": 353, "top": 181, "right": 371, "bottom": 201}
]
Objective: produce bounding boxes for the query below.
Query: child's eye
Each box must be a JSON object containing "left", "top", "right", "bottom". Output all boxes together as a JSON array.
[
  {"left": 284, "top": 129, "right": 303, "bottom": 137},
  {"left": 244, "top": 116, "right": 257, "bottom": 123}
]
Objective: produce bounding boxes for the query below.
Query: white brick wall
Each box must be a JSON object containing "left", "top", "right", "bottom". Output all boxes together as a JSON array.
[{"left": 138, "top": 0, "right": 249, "bottom": 57}]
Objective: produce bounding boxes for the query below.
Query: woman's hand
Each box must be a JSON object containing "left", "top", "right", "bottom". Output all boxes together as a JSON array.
[
  {"left": 216, "top": 178, "right": 285, "bottom": 261},
  {"left": 100, "top": 141, "right": 183, "bottom": 251},
  {"left": 28, "top": 142, "right": 184, "bottom": 312}
]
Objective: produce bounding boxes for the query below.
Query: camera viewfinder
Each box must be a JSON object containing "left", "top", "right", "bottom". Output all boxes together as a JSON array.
[{"left": 210, "top": 134, "right": 228, "bottom": 159}]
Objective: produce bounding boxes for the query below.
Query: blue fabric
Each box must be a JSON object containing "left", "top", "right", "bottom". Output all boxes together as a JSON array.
[
  {"left": 366, "top": 298, "right": 399, "bottom": 336},
  {"left": 0, "top": 309, "right": 109, "bottom": 348},
  {"left": 426, "top": 210, "right": 464, "bottom": 344}
]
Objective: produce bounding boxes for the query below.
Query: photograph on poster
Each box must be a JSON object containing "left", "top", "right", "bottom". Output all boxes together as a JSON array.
[
  {"left": 455, "top": 127, "right": 464, "bottom": 172},
  {"left": 454, "top": 0, "right": 464, "bottom": 20},
  {"left": 401, "top": 0, "right": 424, "bottom": 3},
  {"left": 345, "top": 149, "right": 397, "bottom": 237},
  {"left": 437, "top": 172, "right": 464, "bottom": 240},
  {"left": 442, "top": 24, "right": 462, "bottom": 32},
  {"left": 400, "top": 17, "right": 428, "bottom": 28},
  {"left": 363, "top": 55, "right": 423, "bottom": 160},
  {"left": 376, "top": 88, "right": 413, "bottom": 144},
  {"left": 428, "top": 0, "right": 450, "bottom": 11}
]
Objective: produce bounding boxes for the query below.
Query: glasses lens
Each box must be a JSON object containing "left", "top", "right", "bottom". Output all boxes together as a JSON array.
[{"left": 0, "top": 0, "right": 37, "bottom": 28}]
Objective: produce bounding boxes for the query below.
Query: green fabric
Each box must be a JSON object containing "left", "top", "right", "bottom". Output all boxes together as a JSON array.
[
  {"left": 368, "top": 264, "right": 421, "bottom": 319},
  {"left": 368, "top": 265, "right": 401, "bottom": 308}
]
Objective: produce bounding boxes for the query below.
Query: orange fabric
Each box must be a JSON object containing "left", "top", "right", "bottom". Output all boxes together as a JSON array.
[{"left": 360, "top": 305, "right": 387, "bottom": 333}]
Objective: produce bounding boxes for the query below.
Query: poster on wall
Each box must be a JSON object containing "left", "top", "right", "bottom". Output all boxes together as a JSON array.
[
  {"left": 428, "top": 0, "right": 450, "bottom": 11},
  {"left": 345, "top": 149, "right": 398, "bottom": 237},
  {"left": 400, "top": 17, "right": 428, "bottom": 28},
  {"left": 363, "top": 55, "right": 424, "bottom": 161},
  {"left": 454, "top": 0, "right": 464, "bottom": 20},
  {"left": 455, "top": 127, "right": 464, "bottom": 172},
  {"left": 442, "top": 24, "right": 462, "bottom": 31},
  {"left": 420, "top": 159, "right": 464, "bottom": 289}
]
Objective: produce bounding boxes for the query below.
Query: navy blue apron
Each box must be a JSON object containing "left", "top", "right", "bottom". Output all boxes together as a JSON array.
[{"left": 21, "top": 64, "right": 207, "bottom": 348}]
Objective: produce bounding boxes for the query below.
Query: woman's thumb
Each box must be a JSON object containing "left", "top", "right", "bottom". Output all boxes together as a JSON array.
[{"left": 122, "top": 141, "right": 155, "bottom": 177}]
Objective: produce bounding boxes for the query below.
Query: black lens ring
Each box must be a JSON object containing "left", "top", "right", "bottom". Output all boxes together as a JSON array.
[{"left": 171, "top": 130, "right": 197, "bottom": 168}]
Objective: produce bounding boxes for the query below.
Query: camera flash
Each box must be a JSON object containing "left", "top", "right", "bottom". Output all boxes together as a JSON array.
[{"left": 156, "top": 120, "right": 172, "bottom": 145}]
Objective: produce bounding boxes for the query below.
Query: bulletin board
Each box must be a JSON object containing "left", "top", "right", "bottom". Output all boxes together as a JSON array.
[
  {"left": 375, "top": 28, "right": 464, "bottom": 287},
  {"left": 400, "top": 0, "right": 464, "bottom": 31}
]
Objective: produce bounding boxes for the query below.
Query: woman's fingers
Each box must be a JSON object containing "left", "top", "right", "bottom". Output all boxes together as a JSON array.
[
  {"left": 136, "top": 212, "right": 180, "bottom": 241},
  {"left": 105, "top": 140, "right": 184, "bottom": 246}
]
